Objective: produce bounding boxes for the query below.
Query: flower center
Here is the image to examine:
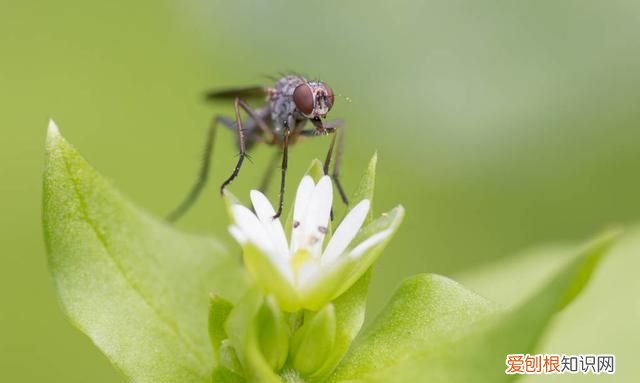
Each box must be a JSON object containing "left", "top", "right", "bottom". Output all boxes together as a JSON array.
[
  {"left": 290, "top": 249, "right": 320, "bottom": 286},
  {"left": 291, "top": 249, "right": 311, "bottom": 273}
]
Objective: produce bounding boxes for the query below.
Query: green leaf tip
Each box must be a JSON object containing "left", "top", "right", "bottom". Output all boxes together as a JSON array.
[
  {"left": 44, "top": 119, "right": 65, "bottom": 162},
  {"left": 47, "top": 118, "right": 60, "bottom": 140},
  {"left": 43, "top": 121, "right": 246, "bottom": 383},
  {"left": 553, "top": 229, "right": 620, "bottom": 312},
  {"left": 352, "top": 153, "right": 377, "bottom": 222},
  {"left": 305, "top": 158, "right": 325, "bottom": 182}
]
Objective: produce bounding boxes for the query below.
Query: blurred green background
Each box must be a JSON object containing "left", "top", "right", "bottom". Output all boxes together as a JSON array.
[{"left": 1, "top": 0, "right": 638, "bottom": 381}]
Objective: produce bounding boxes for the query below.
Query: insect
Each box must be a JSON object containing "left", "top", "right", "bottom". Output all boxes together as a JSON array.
[{"left": 166, "top": 74, "right": 348, "bottom": 222}]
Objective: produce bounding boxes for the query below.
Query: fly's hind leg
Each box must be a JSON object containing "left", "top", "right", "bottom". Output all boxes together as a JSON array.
[
  {"left": 165, "top": 115, "right": 234, "bottom": 222},
  {"left": 330, "top": 122, "right": 348, "bottom": 205},
  {"left": 220, "top": 97, "right": 274, "bottom": 194},
  {"left": 301, "top": 120, "right": 349, "bottom": 205}
]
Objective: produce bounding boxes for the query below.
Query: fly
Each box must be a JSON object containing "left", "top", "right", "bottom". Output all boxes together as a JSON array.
[{"left": 166, "top": 74, "right": 348, "bottom": 222}]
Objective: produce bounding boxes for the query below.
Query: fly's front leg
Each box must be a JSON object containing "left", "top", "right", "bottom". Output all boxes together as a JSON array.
[
  {"left": 274, "top": 117, "right": 293, "bottom": 219},
  {"left": 166, "top": 115, "right": 234, "bottom": 222}
]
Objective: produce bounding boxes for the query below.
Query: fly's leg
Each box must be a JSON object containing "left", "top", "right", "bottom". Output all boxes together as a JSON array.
[
  {"left": 165, "top": 115, "right": 233, "bottom": 222},
  {"left": 329, "top": 122, "right": 348, "bottom": 205},
  {"left": 236, "top": 98, "right": 276, "bottom": 143},
  {"left": 274, "top": 127, "right": 290, "bottom": 219},
  {"left": 318, "top": 120, "right": 349, "bottom": 205},
  {"left": 219, "top": 97, "right": 264, "bottom": 193}
]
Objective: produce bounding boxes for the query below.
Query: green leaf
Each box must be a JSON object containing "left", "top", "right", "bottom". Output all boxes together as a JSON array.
[
  {"left": 42, "top": 121, "right": 247, "bottom": 383},
  {"left": 456, "top": 228, "right": 640, "bottom": 383},
  {"left": 328, "top": 232, "right": 618, "bottom": 382},
  {"left": 218, "top": 340, "right": 245, "bottom": 377},
  {"left": 211, "top": 365, "right": 245, "bottom": 383},
  {"left": 350, "top": 153, "right": 377, "bottom": 222},
  {"left": 328, "top": 274, "right": 494, "bottom": 383},
  {"left": 306, "top": 158, "right": 326, "bottom": 182}
]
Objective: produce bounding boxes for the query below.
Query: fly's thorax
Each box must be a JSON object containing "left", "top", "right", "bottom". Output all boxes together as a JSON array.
[{"left": 270, "top": 75, "right": 306, "bottom": 129}]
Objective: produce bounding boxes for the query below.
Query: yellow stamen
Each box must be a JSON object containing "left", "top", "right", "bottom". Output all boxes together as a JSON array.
[{"left": 291, "top": 249, "right": 312, "bottom": 278}]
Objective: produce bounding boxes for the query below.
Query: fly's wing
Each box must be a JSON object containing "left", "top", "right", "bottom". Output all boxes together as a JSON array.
[{"left": 204, "top": 86, "right": 269, "bottom": 102}]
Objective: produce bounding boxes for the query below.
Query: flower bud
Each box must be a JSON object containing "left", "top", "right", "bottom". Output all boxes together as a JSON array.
[
  {"left": 209, "top": 295, "right": 233, "bottom": 357},
  {"left": 257, "top": 296, "right": 289, "bottom": 370},
  {"left": 291, "top": 304, "right": 337, "bottom": 376}
]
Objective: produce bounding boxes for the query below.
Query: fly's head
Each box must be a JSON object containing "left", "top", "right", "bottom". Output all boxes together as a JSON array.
[{"left": 292, "top": 81, "right": 335, "bottom": 125}]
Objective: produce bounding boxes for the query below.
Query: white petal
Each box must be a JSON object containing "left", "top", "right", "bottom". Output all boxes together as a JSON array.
[
  {"left": 231, "top": 204, "right": 294, "bottom": 283},
  {"left": 300, "top": 229, "right": 391, "bottom": 300},
  {"left": 348, "top": 229, "right": 392, "bottom": 258},
  {"left": 231, "top": 204, "right": 273, "bottom": 254},
  {"left": 301, "top": 176, "right": 333, "bottom": 257},
  {"left": 250, "top": 190, "right": 289, "bottom": 258},
  {"left": 321, "top": 199, "right": 370, "bottom": 264},
  {"left": 296, "top": 258, "right": 321, "bottom": 288},
  {"left": 292, "top": 176, "right": 315, "bottom": 223},
  {"left": 290, "top": 176, "right": 316, "bottom": 253},
  {"left": 297, "top": 258, "right": 339, "bottom": 292},
  {"left": 228, "top": 225, "right": 247, "bottom": 244},
  {"left": 250, "top": 189, "right": 276, "bottom": 218}
]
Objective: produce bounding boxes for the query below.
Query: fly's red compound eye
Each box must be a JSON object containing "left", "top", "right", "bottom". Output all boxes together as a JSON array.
[
  {"left": 325, "top": 84, "right": 335, "bottom": 108},
  {"left": 293, "top": 84, "right": 314, "bottom": 115}
]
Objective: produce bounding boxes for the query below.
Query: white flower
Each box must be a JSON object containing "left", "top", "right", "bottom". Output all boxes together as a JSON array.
[{"left": 228, "top": 175, "right": 403, "bottom": 311}]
